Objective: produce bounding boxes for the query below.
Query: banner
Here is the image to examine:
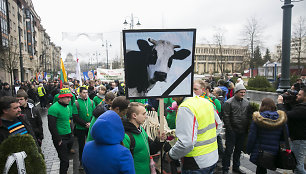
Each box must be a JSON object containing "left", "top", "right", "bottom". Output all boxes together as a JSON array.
[
  {"left": 75, "top": 58, "right": 82, "bottom": 86},
  {"left": 96, "top": 68, "right": 124, "bottom": 81},
  {"left": 83, "top": 70, "right": 95, "bottom": 81}
]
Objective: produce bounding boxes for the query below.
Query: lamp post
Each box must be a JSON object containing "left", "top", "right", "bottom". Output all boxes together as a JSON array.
[
  {"left": 123, "top": 13, "right": 141, "bottom": 29},
  {"left": 277, "top": 0, "right": 294, "bottom": 93},
  {"left": 102, "top": 40, "right": 111, "bottom": 69}
]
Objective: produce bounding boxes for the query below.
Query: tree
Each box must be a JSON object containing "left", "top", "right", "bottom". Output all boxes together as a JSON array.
[
  {"left": 241, "top": 17, "right": 263, "bottom": 69},
  {"left": 292, "top": 16, "right": 306, "bottom": 75},
  {"left": 213, "top": 29, "right": 226, "bottom": 75},
  {"left": 252, "top": 46, "right": 264, "bottom": 68},
  {"left": 0, "top": 40, "right": 19, "bottom": 85},
  {"left": 263, "top": 48, "right": 271, "bottom": 63}
]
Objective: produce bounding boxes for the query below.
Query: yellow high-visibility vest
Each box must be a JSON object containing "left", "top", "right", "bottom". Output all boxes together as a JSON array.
[
  {"left": 37, "top": 87, "right": 45, "bottom": 97},
  {"left": 179, "top": 96, "right": 217, "bottom": 157}
]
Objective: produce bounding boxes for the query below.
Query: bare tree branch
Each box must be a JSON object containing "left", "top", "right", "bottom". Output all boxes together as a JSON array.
[{"left": 292, "top": 16, "right": 306, "bottom": 75}]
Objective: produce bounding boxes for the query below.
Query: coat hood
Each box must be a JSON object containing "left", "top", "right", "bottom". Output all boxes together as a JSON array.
[
  {"left": 122, "top": 119, "right": 140, "bottom": 134},
  {"left": 91, "top": 110, "right": 124, "bottom": 145},
  {"left": 252, "top": 110, "right": 287, "bottom": 129}
]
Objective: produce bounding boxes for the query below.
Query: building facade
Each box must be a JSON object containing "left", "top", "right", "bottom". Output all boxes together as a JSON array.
[
  {"left": 64, "top": 53, "right": 76, "bottom": 75},
  {"left": 276, "top": 36, "right": 306, "bottom": 65},
  {"left": 0, "top": 0, "right": 61, "bottom": 84},
  {"left": 195, "top": 44, "right": 249, "bottom": 74}
]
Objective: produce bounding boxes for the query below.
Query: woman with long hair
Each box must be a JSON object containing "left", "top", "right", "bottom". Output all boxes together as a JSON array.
[{"left": 246, "top": 98, "right": 287, "bottom": 174}]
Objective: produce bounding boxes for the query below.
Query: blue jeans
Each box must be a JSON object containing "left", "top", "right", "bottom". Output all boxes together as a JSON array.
[
  {"left": 222, "top": 130, "right": 247, "bottom": 171},
  {"left": 182, "top": 163, "right": 216, "bottom": 174},
  {"left": 291, "top": 140, "right": 306, "bottom": 174}
]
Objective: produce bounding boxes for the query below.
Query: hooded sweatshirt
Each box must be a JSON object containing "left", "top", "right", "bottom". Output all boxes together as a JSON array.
[
  {"left": 82, "top": 110, "right": 135, "bottom": 174},
  {"left": 122, "top": 120, "right": 163, "bottom": 174}
]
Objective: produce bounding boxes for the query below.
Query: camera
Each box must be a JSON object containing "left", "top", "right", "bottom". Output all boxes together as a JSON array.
[{"left": 281, "top": 89, "right": 298, "bottom": 110}]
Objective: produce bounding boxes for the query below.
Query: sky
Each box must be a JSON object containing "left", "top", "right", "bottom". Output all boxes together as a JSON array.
[{"left": 31, "top": 0, "right": 306, "bottom": 64}]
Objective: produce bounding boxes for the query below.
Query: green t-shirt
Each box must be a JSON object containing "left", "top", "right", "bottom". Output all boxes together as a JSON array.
[
  {"left": 72, "top": 98, "right": 96, "bottom": 130},
  {"left": 93, "top": 96, "right": 104, "bottom": 106},
  {"left": 86, "top": 116, "right": 97, "bottom": 142},
  {"left": 48, "top": 102, "right": 72, "bottom": 135},
  {"left": 123, "top": 127, "right": 150, "bottom": 174}
]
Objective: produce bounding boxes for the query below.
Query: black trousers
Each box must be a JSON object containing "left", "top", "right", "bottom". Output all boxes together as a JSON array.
[
  {"left": 222, "top": 130, "right": 247, "bottom": 171},
  {"left": 53, "top": 134, "right": 73, "bottom": 174},
  {"left": 39, "top": 96, "right": 47, "bottom": 107},
  {"left": 256, "top": 166, "right": 267, "bottom": 174},
  {"left": 75, "top": 129, "right": 88, "bottom": 163}
]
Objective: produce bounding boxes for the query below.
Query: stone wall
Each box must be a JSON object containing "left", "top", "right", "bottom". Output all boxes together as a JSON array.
[{"left": 246, "top": 90, "right": 279, "bottom": 104}]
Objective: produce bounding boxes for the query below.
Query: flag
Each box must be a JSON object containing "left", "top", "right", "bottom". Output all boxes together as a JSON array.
[
  {"left": 60, "top": 58, "right": 68, "bottom": 89},
  {"left": 75, "top": 58, "right": 82, "bottom": 86},
  {"left": 44, "top": 72, "right": 48, "bottom": 82}
]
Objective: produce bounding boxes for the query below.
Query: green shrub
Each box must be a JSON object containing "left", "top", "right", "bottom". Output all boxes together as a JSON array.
[
  {"left": 231, "top": 77, "right": 238, "bottom": 84},
  {"left": 247, "top": 76, "right": 271, "bottom": 88},
  {"left": 246, "top": 86, "right": 276, "bottom": 92},
  {"left": 250, "top": 102, "right": 260, "bottom": 113},
  {"left": 290, "top": 74, "right": 300, "bottom": 86}
]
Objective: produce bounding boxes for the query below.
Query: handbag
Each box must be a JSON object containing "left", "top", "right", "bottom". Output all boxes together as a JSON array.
[
  {"left": 255, "top": 129, "right": 277, "bottom": 170},
  {"left": 276, "top": 126, "right": 297, "bottom": 170}
]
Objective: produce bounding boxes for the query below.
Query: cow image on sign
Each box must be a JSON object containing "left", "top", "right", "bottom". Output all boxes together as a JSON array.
[{"left": 125, "top": 38, "right": 191, "bottom": 97}]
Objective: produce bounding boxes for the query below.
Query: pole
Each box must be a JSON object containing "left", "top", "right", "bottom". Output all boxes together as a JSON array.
[
  {"left": 131, "top": 13, "right": 134, "bottom": 29},
  {"left": 106, "top": 40, "right": 109, "bottom": 69},
  {"left": 18, "top": 12, "right": 24, "bottom": 82},
  {"left": 277, "top": 0, "right": 293, "bottom": 93}
]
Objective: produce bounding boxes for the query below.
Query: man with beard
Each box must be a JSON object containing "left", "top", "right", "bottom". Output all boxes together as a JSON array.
[
  {"left": 277, "top": 87, "right": 306, "bottom": 174},
  {"left": 48, "top": 88, "right": 74, "bottom": 174},
  {"left": 0, "top": 96, "right": 36, "bottom": 145}
]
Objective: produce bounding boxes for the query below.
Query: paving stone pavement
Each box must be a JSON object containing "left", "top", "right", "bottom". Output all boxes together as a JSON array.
[{"left": 40, "top": 107, "right": 73, "bottom": 174}]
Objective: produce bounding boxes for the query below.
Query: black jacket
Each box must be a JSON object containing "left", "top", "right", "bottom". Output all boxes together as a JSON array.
[
  {"left": 123, "top": 120, "right": 163, "bottom": 155},
  {"left": 277, "top": 102, "right": 306, "bottom": 140},
  {"left": 0, "top": 115, "right": 38, "bottom": 145},
  {"left": 20, "top": 102, "right": 44, "bottom": 141},
  {"left": 223, "top": 96, "right": 252, "bottom": 132}
]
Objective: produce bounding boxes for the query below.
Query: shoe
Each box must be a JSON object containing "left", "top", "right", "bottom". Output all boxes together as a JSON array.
[
  {"left": 70, "top": 149, "right": 75, "bottom": 154},
  {"left": 232, "top": 168, "right": 246, "bottom": 174},
  {"left": 79, "top": 164, "right": 84, "bottom": 170},
  {"left": 222, "top": 171, "right": 229, "bottom": 174}
]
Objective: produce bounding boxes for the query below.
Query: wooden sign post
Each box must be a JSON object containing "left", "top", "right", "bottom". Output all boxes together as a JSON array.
[{"left": 159, "top": 98, "right": 164, "bottom": 142}]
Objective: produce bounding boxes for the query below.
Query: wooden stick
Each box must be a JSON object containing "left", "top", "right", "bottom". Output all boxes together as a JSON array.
[{"left": 159, "top": 98, "right": 164, "bottom": 142}]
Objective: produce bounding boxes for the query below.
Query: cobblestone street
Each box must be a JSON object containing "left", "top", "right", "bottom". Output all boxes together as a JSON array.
[{"left": 39, "top": 105, "right": 294, "bottom": 174}]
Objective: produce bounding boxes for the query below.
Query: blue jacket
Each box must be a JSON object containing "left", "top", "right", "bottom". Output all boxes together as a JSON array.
[
  {"left": 219, "top": 86, "right": 229, "bottom": 101},
  {"left": 246, "top": 110, "right": 287, "bottom": 164},
  {"left": 82, "top": 110, "right": 135, "bottom": 174}
]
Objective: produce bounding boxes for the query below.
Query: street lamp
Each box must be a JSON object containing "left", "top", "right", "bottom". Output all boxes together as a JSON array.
[
  {"left": 277, "top": 0, "right": 294, "bottom": 93},
  {"left": 102, "top": 40, "right": 112, "bottom": 69},
  {"left": 123, "top": 13, "right": 141, "bottom": 29},
  {"left": 93, "top": 51, "right": 101, "bottom": 67}
]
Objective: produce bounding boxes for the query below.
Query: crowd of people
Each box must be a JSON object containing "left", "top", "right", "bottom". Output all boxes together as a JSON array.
[{"left": 0, "top": 75, "right": 305, "bottom": 174}]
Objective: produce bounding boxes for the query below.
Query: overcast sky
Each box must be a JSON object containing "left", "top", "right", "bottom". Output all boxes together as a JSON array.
[{"left": 31, "top": 0, "right": 306, "bottom": 63}]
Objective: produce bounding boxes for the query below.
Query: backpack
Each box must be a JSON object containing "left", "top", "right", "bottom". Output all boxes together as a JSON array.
[{"left": 126, "top": 132, "right": 136, "bottom": 157}]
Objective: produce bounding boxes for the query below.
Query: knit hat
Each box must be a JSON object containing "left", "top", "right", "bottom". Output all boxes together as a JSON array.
[
  {"left": 234, "top": 84, "right": 246, "bottom": 93},
  {"left": 58, "top": 88, "right": 73, "bottom": 98}
]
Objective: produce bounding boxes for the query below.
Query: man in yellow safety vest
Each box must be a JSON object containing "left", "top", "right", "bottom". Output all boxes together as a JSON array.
[
  {"left": 166, "top": 95, "right": 219, "bottom": 174},
  {"left": 37, "top": 83, "right": 47, "bottom": 109}
]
